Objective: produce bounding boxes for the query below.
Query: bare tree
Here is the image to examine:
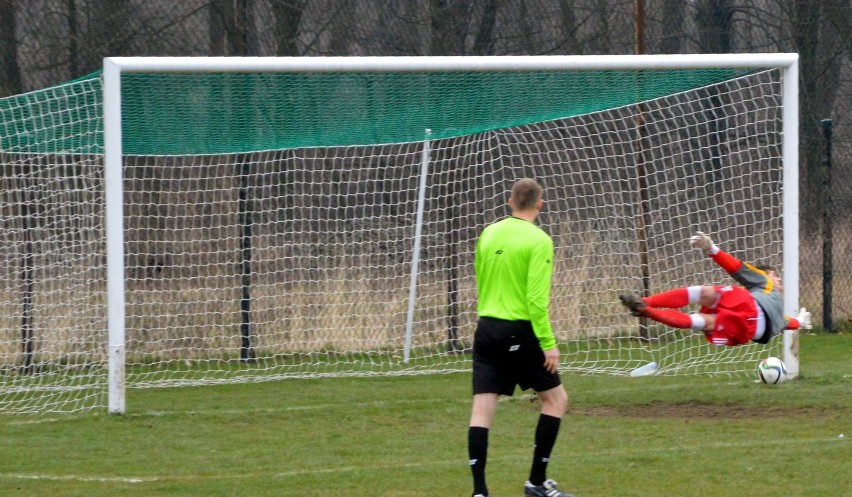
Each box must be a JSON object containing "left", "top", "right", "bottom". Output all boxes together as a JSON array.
[
  {"left": 209, "top": 0, "right": 258, "bottom": 55},
  {"left": 789, "top": 0, "right": 847, "bottom": 224},
  {"left": 429, "top": 0, "right": 470, "bottom": 55},
  {"left": 592, "top": 0, "right": 613, "bottom": 53},
  {"left": 1, "top": 0, "right": 851, "bottom": 328},
  {"left": 825, "top": 0, "right": 852, "bottom": 56},
  {"left": 0, "top": 0, "right": 22, "bottom": 97},
  {"left": 655, "top": 0, "right": 686, "bottom": 53},
  {"left": 66, "top": 0, "right": 80, "bottom": 77},
  {"left": 558, "top": 0, "right": 582, "bottom": 54},
  {"left": 694, "top": 0, "right": 734, "bottom": 53},
  {"left": 271, "top": 0, "right": 308, "bottom": 55},
  {"left": 81, "top": 0, "right": 132, "bottom": 70},
  {"left": 327, "top": 0, "right": 359, "bottom": 55},
  {"left": 471, "top": 0, "right": 497, "bottom": 55}
]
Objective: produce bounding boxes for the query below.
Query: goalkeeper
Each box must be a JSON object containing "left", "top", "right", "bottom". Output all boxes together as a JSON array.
[{"left": 619, "top": 231, "right": 811, "bottom": 346}]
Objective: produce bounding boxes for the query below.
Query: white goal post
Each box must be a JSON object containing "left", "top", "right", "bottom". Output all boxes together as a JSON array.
[
  {"left": 102, "top": 54, "right": 799, "bottom": 414},
  {"left": 0, "top": 54, "right": 799, "bottom": 415}
]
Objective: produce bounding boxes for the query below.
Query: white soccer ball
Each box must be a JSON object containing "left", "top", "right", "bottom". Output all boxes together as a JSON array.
[{"left": 757, "top": 357, "right": 787, "bottom": 384}]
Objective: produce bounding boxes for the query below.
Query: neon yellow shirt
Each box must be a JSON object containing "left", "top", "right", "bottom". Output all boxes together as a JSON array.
[{"left": 475, "top": 216, "right": 556, "bottom": 350}]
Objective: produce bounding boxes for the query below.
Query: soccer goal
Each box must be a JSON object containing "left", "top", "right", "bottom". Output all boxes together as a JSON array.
[{"left": 0, "top": 54, "right": 799, "bottom": 414}]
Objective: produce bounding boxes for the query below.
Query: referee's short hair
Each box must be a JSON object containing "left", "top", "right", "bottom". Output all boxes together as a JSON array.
[{"left": 511, "top": 178, "right": 543, "bottom": 210}]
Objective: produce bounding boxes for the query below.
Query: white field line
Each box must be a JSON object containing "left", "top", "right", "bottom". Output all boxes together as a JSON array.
[
  {"left": 0, "top": 437, "right": 841, "bottom": 484},
  {"left": 3, "top": 397, "right": 470, "bottom": 425},
  {"left": 0, "top": 474, "right": 149, "bottom": 483}
]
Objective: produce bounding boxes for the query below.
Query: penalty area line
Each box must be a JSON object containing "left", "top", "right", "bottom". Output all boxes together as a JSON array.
[
  {"left": 2, "top": 397, "right": 470, "bottom": 425},
  {"left": 0, "top": 473, "right": 150, "bottom": 483}
]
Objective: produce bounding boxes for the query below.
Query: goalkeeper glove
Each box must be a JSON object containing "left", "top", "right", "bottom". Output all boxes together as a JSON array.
[
  {"left": 796, "top": 307, "right": 813, "bottom": 330},
  {"left": 690, "top": 231, "right": 719, "bottom": 255}
]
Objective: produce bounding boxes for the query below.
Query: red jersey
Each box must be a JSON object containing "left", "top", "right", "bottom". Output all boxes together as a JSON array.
[
  {"left": 705, "top": 249, "right": 802, "bottom": 345},
  {"left": 699, "top": 285, "right": 759, "bottom": 346}
]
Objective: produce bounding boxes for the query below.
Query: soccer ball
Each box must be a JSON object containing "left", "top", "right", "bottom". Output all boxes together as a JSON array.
[{"left": 757, "top": 357, "right": 787, "bottom": 384}]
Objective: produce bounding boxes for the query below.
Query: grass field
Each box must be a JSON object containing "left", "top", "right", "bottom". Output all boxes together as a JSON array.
[{"left": 0, "top": 333, "right": 848, "bottom": 497}]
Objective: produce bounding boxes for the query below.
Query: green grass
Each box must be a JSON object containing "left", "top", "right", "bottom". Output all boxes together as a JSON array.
[{"left": 0, "top": 333, "right": 849, "bottom": 497}]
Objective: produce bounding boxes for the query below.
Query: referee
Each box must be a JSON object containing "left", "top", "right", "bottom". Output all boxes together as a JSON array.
[{"left": 467, "top": 178, "right": 575, "bottom": 497}]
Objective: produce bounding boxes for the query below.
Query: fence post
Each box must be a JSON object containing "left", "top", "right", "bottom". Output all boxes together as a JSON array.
[{"left": 821, "top": 119, "right": 833, "bottom": 332}]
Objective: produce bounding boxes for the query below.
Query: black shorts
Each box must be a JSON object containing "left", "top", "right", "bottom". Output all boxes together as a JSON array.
[{"left": 472, "top": 317, "right": 562, "bottom": 396}]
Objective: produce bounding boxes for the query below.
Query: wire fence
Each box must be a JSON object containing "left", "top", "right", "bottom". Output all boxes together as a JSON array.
[{"left": 1, "top": 0, "right": 850, "bottom": 330}]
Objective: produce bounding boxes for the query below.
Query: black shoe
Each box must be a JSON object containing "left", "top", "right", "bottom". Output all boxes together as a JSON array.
[
  {"left": 619, "top": 294, "right": 646, "bottom": 317},
  {"left": 524, "top": 479, "right": 575, "bottom": 497}
]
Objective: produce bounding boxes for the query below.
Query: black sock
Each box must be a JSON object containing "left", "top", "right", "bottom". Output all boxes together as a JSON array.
[
  {"left": 468, "top": 426, "right": 489, "bottom": 496},
  {"left": 529, "top": 414, "right": 561, "bottom": 486}
]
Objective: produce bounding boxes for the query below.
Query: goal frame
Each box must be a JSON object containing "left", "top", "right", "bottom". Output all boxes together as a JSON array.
[{"left": 103, "top": 54, "right": 800, "bottom": 414}]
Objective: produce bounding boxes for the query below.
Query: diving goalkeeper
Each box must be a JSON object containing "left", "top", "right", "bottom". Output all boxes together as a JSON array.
[{"left": 619, "top": 231, "right": 812, "bottom": 346}]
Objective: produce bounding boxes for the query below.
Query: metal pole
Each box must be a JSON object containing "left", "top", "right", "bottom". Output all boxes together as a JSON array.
[
  {"left": 446, "top": 157, "right": 461, "bottom": 353},
  {"left": 20, "top": 174, "right": 34, "bottom": 375},
  {"left": 634, "top": 0, "right": 650, "bottom": 340},
  {"left": 239, "top": 159, "right": 256, "bottom": 361},
  {"left": 404, "top": 129, "right": 431, "bottom": 363}
]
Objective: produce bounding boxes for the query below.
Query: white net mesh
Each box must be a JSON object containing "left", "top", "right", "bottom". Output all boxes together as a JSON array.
[
  {"left": 0, "top": 78, "right": 107, "bottom": 413},
  {"left": 0, "top": 67, "right": 787, "bottom": 414}
]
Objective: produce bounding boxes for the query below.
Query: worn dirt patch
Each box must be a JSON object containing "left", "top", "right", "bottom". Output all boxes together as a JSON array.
[{"left": 571, "top": 401, "right": 837, "bottom": 420}]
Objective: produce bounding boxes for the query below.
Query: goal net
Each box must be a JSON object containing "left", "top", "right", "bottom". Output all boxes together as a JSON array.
[{"left": 0, "top": 55, "right": 799, "bottom": 414}]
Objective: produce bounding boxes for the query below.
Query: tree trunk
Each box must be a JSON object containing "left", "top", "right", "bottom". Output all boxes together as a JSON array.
[
  {"left": 67, "top": 0, "right": 80, "bottom": 77},
  {"left": 793, "top": 0, "right": 843, "bottom": 226},
  {"left": 656, "top": 0, "right": 685, "bottom": 53},
  {"left": 429, "top": 0, "right": 469, "bottom": 55},
  {"left": 471, "top": 0, "right": 497, "bottom": 55},
  {"left": 695, "top": 0, "right": 733, "bottom": 53},
  {"left": 558, "top": 0, "right": 581, "bottom": 54},
  {"left": 0, "top": 0, "right": 22, "bottom": 97},
  {"left": 84, "top": 0, "right": 131, "bottom": 71},
  {"left": 209, "top": 0, "right": 256, "bottom": 56},
  {"left": 272, "top": 0, "right": 307, "bottom": 55}
]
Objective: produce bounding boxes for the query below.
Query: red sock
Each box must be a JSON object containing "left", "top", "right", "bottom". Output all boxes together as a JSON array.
[
  {"left": 643, "top": 288, "right": 689, "bottom": 308},
  {"left": 643, "top": 307, "right": 694, "bottom": 329}
]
